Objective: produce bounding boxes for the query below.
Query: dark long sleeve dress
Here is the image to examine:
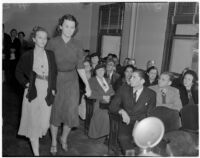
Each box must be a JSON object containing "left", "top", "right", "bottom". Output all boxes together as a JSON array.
[
  {"left": 88, "top": 77, "right": 114, "bottom": 138},
  {"left": 46, "top": 36, "right": 85, "bottom": 127}
]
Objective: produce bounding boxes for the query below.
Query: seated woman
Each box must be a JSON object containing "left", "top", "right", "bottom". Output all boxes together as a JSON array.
[
  {"left": 78, "top": 60, "right": 92, "bottom": 120},
  {"left": 172, "top": 67, "right": 190, "bottom": 89},
  {"left": 115, "top": 65, "right": 136, "bottom": 91},
  {"left": 88, "top": 63, "right": 115, "bottom": 139},
  {"left": 145, "top": 66, "right": 159, "bottom": 87},
  {"left": 105, "top": 59, "right": 120, "bottom": 92},
  {"left": 178, "top": 70, "right": 198, "bottom": 106}
]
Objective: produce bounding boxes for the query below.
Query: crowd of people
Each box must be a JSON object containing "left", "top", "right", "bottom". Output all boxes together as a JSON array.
[{"left": 3, "top": 13, "right": 198, "bottom": 156}]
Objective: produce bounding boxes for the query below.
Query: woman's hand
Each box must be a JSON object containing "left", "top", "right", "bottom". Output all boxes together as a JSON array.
[
  {"left": 103, "top": 95, "right": 110, "bottom": 103},
  {"left": 85, "top": 85, "right": 91, "bottom": 97}
]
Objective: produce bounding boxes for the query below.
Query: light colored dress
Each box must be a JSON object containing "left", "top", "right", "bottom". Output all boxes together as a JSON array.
[{"left": 18, "top": 51, "right": 52, "bottom": 139}]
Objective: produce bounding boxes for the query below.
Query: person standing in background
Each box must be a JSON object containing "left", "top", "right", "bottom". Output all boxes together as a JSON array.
[
  {"left": 46, "top": 14, "right": 91, "bottom": 155},
  {"left": 18, "top": 31, "right": 29, "bottom": 56},
  {"left": 3, "top": 24, "right": 11, "bottom": 83},
  {"left": 9, "top": 29, "right": 21, "bottom": 86}
]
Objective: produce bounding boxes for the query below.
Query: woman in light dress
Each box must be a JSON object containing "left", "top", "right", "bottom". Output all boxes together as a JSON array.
[{"left": 15, "top": 26, "right": 57, "bottom": 156}]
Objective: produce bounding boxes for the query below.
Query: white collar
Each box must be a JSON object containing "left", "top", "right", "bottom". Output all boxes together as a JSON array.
[
  {"left": 108, "top": 71, "right": 113, "bottom": 79},
  {"left": 96, "top": 76, "right": 109, "bottom": 92},
  {"left": 133, "top": 87, "right": 144, "bottom": 101}
]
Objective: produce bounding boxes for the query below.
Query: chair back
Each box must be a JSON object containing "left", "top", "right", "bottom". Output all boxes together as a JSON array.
[
  {"left": 84, "top": 98, "right": 96, "bottom": 134},
  {"left": 108, "top": 112, "right": 122, "bottom": 152},
  {"left": 180, "top": 105, "right": 198, "bottom": 132},
  {"left": 149, "top": 106, "right": 181, "bottom": 133}
]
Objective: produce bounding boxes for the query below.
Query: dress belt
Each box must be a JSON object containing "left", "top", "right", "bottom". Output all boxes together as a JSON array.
[{"left": 36, "top": 73, "right": 48, "bottom": 81}]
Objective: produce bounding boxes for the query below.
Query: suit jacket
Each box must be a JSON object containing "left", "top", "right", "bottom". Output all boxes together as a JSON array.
[
  {"left": 3, "top": 33, "right": 11, "bottom": 60},
  {"left": 109, "top": 84, "right": 156, "bottom": 123},
  {"left": 15, "top": 49, "right": 57, "bottom": 105},
  {"left": 10, "top": 37, "right": 21, "bottom": 61},
  {"left": 150, "top": 85, "right": 182, "bottom": 111}
]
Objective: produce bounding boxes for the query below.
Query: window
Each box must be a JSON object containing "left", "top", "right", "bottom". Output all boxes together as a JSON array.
[
  {"left": 97, "top": 3, "right": 125, "bottom": 59},
  {"left": 161, "top": 2, "right": 199, "bottom": 73}
]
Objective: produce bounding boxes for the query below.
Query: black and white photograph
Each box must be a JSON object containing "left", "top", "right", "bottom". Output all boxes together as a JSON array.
[{"left": 2, "top": 1, "right": 199, "bottom": 156}]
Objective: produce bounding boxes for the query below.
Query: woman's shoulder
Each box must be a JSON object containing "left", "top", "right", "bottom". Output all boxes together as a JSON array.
[
  {"left": 89, "top": 76, "right": 97, "bottom": 83},
  {"left": 70, "top": 38, "right": 83, "bottom": 49},
  {"left": 47, "top": 36, "right": 61, "bottom": 46}
]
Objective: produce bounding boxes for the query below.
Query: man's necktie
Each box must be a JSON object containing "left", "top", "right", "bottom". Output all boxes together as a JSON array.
[
  {"left": 133, "top": 90, "right": 137, "bottom": 103},
  {"left": 161, "top": 89, "right": 166, "bottom": 104}
]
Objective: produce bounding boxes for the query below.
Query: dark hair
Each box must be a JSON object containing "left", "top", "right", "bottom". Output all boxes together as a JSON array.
[
  {"left": 10, "top": 29, "right": 17, "bottom": 34},
  {"left": 106, "top": 59, "right": 115, "bottom": 65},
  {"left": 32, "top": 26, "right": 48, "bottom": 38},
  {"left": 18, "top": 31, "right": 25, "bottom": 37},
  {"left": 83, "top": 59, "right": 91, "bottom": 67},
  {"left": 122, "top": 65, "right": 136, "bottom": 78},
  {"left": 58, "top": 14, "right": 78, "bottom": 28},
  {"left": 124, "top": 65, "right": 136, "bottom": 72},
  {"left": 147, "top": 66, "right": 157, "bottom": 74},
  {"left": 133, "top": 69, "right": 146, "bottom": 81},
  {"left": 90, "top": 52, "right": 99, "bottom": 59},
  {"left": 94, "top": 64, "right": 106, "bottom": 76},
  {"left": 112, "top": 54, "right": 118, "bottom": 59},
  {"left": 161, "top": 72, "right": 174, "bottom": 82},
  {"left": 107, "top": 53, "right": 114, "bottom": 57},
  {"left": 147, "top": 66, "right": 159, "bottom": 79},
  {"left": 183, "top": 70, "right": 198, "bottom": 84},
  {"left": 57, "top": 14, "right": 78, "bottom": 36}
]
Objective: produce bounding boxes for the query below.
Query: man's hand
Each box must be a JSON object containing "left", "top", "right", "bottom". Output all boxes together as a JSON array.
[
  {"left": 25, "top": 83, "right": 29, "bottom": 88},
  {"left": 119, "top": 109, "right": 130, "bottom": 125},
  {"left": 52, "top": 90, "right": 56, "bottom": 96}
]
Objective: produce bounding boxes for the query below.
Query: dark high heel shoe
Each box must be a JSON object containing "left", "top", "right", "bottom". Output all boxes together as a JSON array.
[{"left": 59, "top": 137, "right": 68, "bottom": 152}]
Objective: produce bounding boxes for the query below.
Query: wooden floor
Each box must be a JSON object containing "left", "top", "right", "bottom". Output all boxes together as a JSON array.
[{"left": 2, "top": 83, "right": 115, "bottom": 156}]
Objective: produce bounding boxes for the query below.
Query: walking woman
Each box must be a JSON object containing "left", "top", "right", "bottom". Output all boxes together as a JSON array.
[
  {"left": 15, "top": 26, "right": 57, "bottom": 156},
  {"left": 46, "top": 14, "right": 91, "bottom": 155}
]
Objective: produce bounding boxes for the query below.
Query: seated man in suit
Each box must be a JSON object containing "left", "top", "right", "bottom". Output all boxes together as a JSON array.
[
  {"left": 109, "top": 69, "right": 156, "bottom": 154},
  {"left": 150, "top": 72, "right": 182, "bottom": 112}
]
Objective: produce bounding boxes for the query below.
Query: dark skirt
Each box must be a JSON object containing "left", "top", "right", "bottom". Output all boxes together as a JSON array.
[{"left": 50, "top": 71, "right": 80, "bottom": 127}]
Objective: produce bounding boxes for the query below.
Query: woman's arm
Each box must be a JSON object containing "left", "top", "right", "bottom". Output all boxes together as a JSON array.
[{"left": 77, "top": 69, "right": 91, "bottom": 97}]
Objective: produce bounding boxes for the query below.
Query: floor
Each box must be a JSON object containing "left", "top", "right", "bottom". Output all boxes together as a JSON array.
[{"left": 2, "top": 82, "right": 115, "bottom": 157}]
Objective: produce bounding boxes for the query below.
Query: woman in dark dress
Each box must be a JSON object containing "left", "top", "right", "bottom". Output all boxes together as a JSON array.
[
  {"left": 46, "top": 14, "right": 91, "bottom": 155},
  {"left": 178, "top": 70, "right": 198, "bottom": 106},
  {"left": 115, "top": 65, "right": 136, "bottom": 91},
  {"left": 145, "top": 66, "right": 159, "bottom": 87},
  {"left": 88, "top": 64, "right": 114, "bottom": 138}
]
